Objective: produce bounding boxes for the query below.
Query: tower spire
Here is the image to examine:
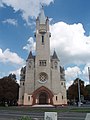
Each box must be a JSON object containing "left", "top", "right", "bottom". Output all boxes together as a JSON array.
[
  {"left": 52, "top": 50, "right": 59, "bottom": 61},
  {"left": 39, "top": 6, "right": 46, "bottom": 24}
]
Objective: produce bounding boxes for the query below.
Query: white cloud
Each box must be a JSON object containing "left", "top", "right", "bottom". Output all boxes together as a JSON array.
[
  {"left": 23, "top": 37, "right": 36, "bottom": 54},
  {"left": 50, "top": 21, "right": 90, "bottom": 88},
  {"left": 82, "top": 63, "right": 90, "bottom": 82},
  {"left": 2, "top": 19, "right": 18, "bottom": 26},
  {"left": 50, "top": 22, "right": 90, "bottom": 66},
  {"left": 65, "top": 64, "right": 90, "bottom": 88},
  {"left": 65, "top": 66, "right": 82, "bottom": 88},
  {"left": 9, "top": 68, "right": 21, "bottom": 84},
  {"left": 9, "top": 68, "right": 24, "bottom": 84},
  {"left": 9, "top": 68, "right": 20, "bottom": 76},
  {"left": 65, "top": 66, "right": 81, "bottom": 79},
  {"left": 0, "top": 48, "right": 25, "bottom": 65},
  {"left": 1, "top": 0, "right": 54, "bottom": 23}
]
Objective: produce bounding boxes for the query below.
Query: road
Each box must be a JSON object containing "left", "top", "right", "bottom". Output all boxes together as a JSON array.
[{"left": 0, "top": 107, "right": 88, "bottom": 120}]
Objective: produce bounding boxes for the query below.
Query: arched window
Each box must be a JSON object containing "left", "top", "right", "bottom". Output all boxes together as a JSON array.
[
  {"left": 39, "top": 60, "right": 47, "bottom": 66},
  {"left": 28, "top": 96, "right": 30, "bottom": 101}
]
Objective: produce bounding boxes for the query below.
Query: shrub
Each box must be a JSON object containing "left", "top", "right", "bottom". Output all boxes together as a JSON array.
[{"left": 19, "top": 116, "right": 31, "bottom": 120}]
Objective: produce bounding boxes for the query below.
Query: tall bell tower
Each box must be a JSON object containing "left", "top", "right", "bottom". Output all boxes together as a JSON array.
[{"left": 35, "top": 7, "right": 51, "bottom": 89}]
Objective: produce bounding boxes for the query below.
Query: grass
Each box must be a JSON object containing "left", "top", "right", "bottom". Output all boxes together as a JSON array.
[
  {"left": 0, "top": 106, "right": 90, "bottom": 113},
  {"left": 70, "top": 108, "right": 90, "bottom": 112}
]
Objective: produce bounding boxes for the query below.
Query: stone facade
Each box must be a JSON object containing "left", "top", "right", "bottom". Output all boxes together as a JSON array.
[{"left": 18, "top": 8, "right": 67, "bottom": 106}]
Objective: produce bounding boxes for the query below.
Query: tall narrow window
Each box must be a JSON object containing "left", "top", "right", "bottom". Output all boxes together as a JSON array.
[
  {"left": 56, "top": 96, "right": 57, "bottom": 101},
  {"left": 23, "top": 82, "right": 24, "bottom": 86},
  {"left": 54, "top": 61, "right": 57, "bottom": 69},
  {"left": 42, "top": 35, "right": 44, "bottom": 45},
  {"left": 28, "top": 96, "right": 30, "bottom": 101},
  {"left": 61, "top": 82, "right": 63, "bottom": 85}
]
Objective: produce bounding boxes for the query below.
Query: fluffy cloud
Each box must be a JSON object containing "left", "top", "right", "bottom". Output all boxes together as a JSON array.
[
  {"left": 1, "top": 0, "right": 54, "bottom": 23},
  {"left": 0, "top": 48, "right": 25, "bottom": 65},
  {"left": 65, "top": 66, "right": 81, "bottom": 79},
  {"left": 65, "top": 64, "right": 90, "bottom": 88},
  {"left": 82, "top": 63, "right": 90, "bottom": 83},
  {"left": 50, "top": 22, "right": 90, "bottom": 87},
  {"left": 23, "top": 37, "right": 36, "bottom": 54},
  {"left": 9, "top": 68, "right": 20, "bottom": 76},
  {"left": 65, "top": 66, "right": 82, "bottom": 88},
  {"left": 2, "top": 19, "right": 18, "bottom": 26},
  {"left": 50, "top": 22, "right": 90, "bottom": 65},
  {"left": 9, "top": 68, "right": 21, "bottom": 83}
]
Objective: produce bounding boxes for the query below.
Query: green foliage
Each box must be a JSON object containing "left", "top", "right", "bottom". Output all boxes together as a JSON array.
[
  {"left": 85, "top": 85, "right": 90, "bottom": 100},
  {"left": 8, "top": 73, "right": 16, "bottom": 81},
  {"left": 67, "top": 78, "right": 88, "bottom": 102},
  {"left": 70, "top": 108, "right": 90, "bottom": 112},
  {"left": 0, "top": 74, "right": 19, "bottom": 106},
  {"left": 19, "top": 116, "right": 31, "bottom": 120}
]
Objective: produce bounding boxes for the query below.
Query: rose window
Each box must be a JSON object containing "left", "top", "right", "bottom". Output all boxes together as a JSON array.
[{"left": 39, "top": 72, "right": 48, "bottom": 82}]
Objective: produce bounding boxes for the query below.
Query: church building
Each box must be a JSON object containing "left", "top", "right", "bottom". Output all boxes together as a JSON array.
[{"left": 18, "top": 8, "right": 67, "bottom": 106}]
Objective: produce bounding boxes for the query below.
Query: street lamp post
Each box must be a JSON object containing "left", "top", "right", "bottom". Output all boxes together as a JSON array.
[
  {"left": 78, "top": 78, "right": 81, "bottom": 107},
  {"left": 88, "top": 67, "right": 90, "bottom": 84}
]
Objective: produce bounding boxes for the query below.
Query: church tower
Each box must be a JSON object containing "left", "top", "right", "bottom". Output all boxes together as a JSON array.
[
  {"left": 18, "top": 7, "right": 67, "bottom": 106},
  {"left": 35, "top": 7, "right": 51, "bottom": 90}
]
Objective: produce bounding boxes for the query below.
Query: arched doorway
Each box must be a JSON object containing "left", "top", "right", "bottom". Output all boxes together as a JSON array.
[
  {"left": 39, "top": 92, "right": 48, "bottom": 104},
  {"left": 32, "top": 86, "right": 53, "bottom": 105}
]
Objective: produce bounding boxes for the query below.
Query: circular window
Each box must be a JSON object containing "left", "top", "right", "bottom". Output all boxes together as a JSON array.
[{"left": 39, "top": 72, "right": 48, "bottom": 83}]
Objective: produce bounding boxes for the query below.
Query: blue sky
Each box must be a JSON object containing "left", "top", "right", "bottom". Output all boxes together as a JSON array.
[{"left": 0, "top": 0, "right": 90, "bottom": 88}]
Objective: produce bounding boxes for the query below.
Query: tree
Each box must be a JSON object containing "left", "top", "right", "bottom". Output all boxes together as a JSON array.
[
  {"left": 8, "top": 73, "right": 16, "bottom": 81},
  {"left": 67, "top": 78, "right": 88, "bottom": 104},
  {"left": 0, "top": 74, "right": 19, "bottom": 106},
  {"left": 85, "top": 85, "right": 90, "bottom": 101}
]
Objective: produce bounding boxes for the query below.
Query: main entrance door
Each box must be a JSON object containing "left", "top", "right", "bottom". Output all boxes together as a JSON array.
[
  {"left": 39, "top": 92, "right": 48, "bottom": 104},
  {"left": 32, "top": 86, "right": 53, "bottom": 105}
]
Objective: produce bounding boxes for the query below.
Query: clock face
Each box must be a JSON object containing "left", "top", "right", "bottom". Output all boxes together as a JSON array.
[
  {"left": 28, "top": 61, "right": 32, "bottom": 68},
  {"left": 54, "top": 61, "right": 57, "bottom": 65}
]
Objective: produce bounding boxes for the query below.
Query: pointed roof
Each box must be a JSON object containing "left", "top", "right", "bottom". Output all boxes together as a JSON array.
[
  {"left": 39, "top": 6, "right": 46, "bottom": 24},
  {"left": 27, "top": 51, "right": 34, "bottom": 60},
  {"left": 60, "top": 66, "right": 64, "bottom": 73},
  {"left": 52, "top": 50, "right": 59, "bottom": 61}
]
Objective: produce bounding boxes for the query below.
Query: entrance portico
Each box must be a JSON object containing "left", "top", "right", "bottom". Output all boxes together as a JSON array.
[{"left": 32, "top": 86, "right": 53, "bottom": 105}]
